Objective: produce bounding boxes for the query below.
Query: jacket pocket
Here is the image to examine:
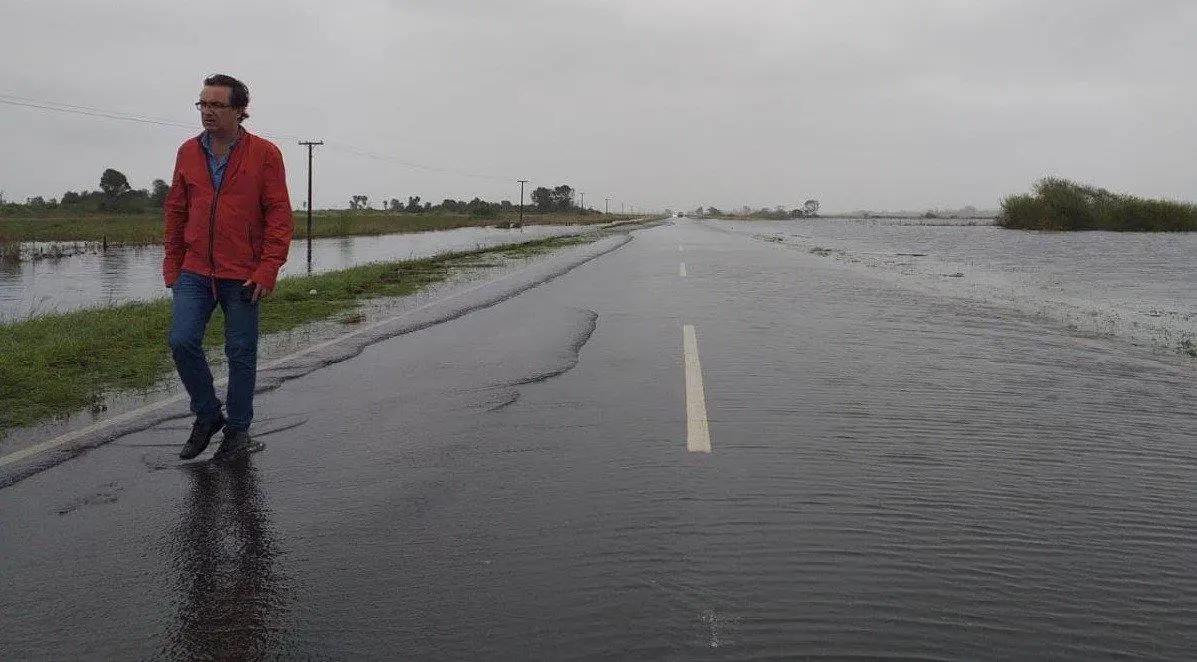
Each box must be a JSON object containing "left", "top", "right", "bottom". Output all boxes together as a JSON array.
[
  {"left": 248, "top": 221, "right": 263, "bottom": 262},
  {"left": 183, "top": 216, "right": 202, "bottom": 250},
  {"left": 217, "top": 218, "right": 255, "bottom": 272}
]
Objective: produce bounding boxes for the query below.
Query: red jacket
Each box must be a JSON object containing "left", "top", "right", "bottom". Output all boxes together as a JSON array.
[{"left": 162, "top": 130, "right": 293, "bottom": 291}]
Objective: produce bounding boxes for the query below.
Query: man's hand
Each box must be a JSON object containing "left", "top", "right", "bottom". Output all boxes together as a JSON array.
[{"left": 243, "top": 279, "right": 271, "bottom": 302}]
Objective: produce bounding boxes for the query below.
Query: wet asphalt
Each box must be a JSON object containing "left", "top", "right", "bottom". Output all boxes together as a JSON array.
[{"left": 2, "top": 221, "right": 1195, "bottom": 660}]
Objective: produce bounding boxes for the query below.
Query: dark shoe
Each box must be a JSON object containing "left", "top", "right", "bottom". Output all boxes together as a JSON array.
[
  {"left": 179, "top": 412, "right": 226, "bottom": 459},
  {"left": 212, "top": 428, "right": 255, "bottom": 462}
]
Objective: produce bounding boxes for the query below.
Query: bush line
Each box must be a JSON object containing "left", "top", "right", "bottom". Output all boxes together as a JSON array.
[{"left": 999, "top": 177, "right": 1197, "bottom": 231}]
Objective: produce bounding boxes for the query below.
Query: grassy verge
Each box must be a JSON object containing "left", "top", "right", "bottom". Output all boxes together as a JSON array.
[
  {"left": 0, "top": 234, "right": 590, "bottom": 433},
  {"left": 0, "top": 211, "right": 633, "bottom": 244},
  {"left": 999, "top": 178, "right": 1197, "bottom": 231}
]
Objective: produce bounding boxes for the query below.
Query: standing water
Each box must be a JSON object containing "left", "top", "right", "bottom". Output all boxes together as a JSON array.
[
  {"left": 0, "top": 225, "right": 589, "bottom": 322},
  {"left": 706, "top": 217, "right": 1197, "bottom": 357}
]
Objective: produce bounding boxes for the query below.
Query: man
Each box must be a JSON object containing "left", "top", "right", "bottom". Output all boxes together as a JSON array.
[{"left": 163, "top": 74, "right": 293, "bottom": 460}]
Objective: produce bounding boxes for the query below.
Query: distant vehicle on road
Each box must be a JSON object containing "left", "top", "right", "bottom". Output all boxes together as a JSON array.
[{"left": 676, "top": 212, "right": 685, "bottom": 218}]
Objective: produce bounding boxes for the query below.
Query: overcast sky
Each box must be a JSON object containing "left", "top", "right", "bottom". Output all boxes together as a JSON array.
[{"left": 2, "top": 0, "right": 1195, "bottom": 213}]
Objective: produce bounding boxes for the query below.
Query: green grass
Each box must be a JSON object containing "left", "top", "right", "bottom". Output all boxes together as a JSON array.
[
  {"left": 998, "top": 177, "right": 1197, "bottom": 231},
  {"left": 0, "top": 234, "right": 591, "bottom": 432},
  {"left": 0, "top": 210, "right": 634, "bottom": 244}
]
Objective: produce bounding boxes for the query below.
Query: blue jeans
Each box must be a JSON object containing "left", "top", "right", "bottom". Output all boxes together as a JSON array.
[{"left": 169, "top": 271, "right": 260, "bottom": 431}]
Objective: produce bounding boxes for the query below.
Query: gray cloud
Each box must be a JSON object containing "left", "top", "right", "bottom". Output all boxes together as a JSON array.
[{"left": 2, "top": 0, "right": 1194, "bottom": 212}]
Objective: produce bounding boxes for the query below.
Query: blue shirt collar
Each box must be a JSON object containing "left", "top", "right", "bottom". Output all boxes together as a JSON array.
[
  {"left": 201, "top": 129, "right": 240, "bottom": 150},
  {"left": 200, "top": 129, "right": 242, "bottom": 190},
  {"left": 199, "top": 129, "right": 242, "bottom": 156}
]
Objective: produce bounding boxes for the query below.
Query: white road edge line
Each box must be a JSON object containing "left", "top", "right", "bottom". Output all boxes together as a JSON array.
[
  {"left": 679, "top": 262, "right": 687, "bottom": 278},
  {"left": 0, "top": 261, "right": 560, "bottom": 470},
  {"left": 683, "top": 324, "right": 711, "bottom": 453}
]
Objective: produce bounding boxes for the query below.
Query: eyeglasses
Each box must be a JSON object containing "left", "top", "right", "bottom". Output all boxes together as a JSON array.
[{"left": 194, "top": 101, "right": 233, "bottom": 110}]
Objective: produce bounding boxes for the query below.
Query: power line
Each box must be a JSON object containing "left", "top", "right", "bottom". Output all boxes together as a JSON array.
[
  {"left": 321, "top": 143, "right": 514, "bottom": 184},
  {"left": 0, "top": 93, "right": 311, "bottom": 143},
  {"left": 0, "top": 95, "right": 197, "bottom": 131},
  {"left": 0, "top": 91, "right": 528, "bottom": 185}
]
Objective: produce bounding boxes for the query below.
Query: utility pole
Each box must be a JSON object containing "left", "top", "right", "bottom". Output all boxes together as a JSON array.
[
  {"left": 298, "top": 140, "right": 324, "bottom": 274},
  {"left": 579, "top": 191, "right": 585, "bottom": 211},
  {"left": 621, "top": 201, "right": 625, "bottom": 214},
  {"left": 518, "top": 179, "right": 528, "bottom": 231},
  {"left": 604, "top": 197, "right": 609, "bottom": 214}
]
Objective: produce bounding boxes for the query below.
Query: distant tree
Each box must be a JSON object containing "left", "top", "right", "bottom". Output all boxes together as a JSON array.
[
  {"left": 405, "top": 196, "right": 422, "bottom": 212},
  {"left": 706, "top": 207, "right": 722, "bottom": 216},
  {"left": 550, "top": 185, "right": 574, "bottom": 211},
  {"left": 440, "top": 198, "right": 467, "bottom": 213},
  {"left": 467, "top": 197, "right": 497, "bottom": 218},
  {"left": 26, "top": 196, "right": 47, "bottom": 206},
  {"left": 348, "top": 194, "right": 369, "bottom": 210},
  {"left": 423, "top": 202, "right": 431, "bottom": 211},
  {"left": 803, "top": 199, "right": 820, "bottom": 217},
  {"left": 389, "top": 198, "right": 401, "bottom": 211},
  {"left": 150, "top": 179, "right": 170, "bottom": 208},
  {"left": 99, "top": 168, "right": 131, "bottom": 200},
  {"left": 119, "top": 188, "right": 150, "bottom": 213},
  {"left": 62, "top": 190, "right": 81, "bottom": 205},
  {"left": 531, "top": 186, "right": 553, "bottom": 212}
]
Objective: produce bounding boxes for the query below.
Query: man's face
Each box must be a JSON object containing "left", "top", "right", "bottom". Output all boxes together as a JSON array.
[{"left": 198, "top": 85, "right": 241, "bottom": 135}]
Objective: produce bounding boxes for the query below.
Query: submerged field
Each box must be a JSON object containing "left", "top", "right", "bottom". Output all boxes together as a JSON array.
[{"left": 708, "top": 216, "right": 1197, "bottom": 360}]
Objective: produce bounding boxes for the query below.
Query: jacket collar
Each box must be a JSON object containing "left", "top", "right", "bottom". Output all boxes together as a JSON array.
[{"left": 193, "top": 129, "right": 251, "bottom": 189}]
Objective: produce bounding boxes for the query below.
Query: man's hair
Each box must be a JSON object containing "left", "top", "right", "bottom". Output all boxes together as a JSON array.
[{"left": 203, "top": 73, "right": 250, "bottom": 122}]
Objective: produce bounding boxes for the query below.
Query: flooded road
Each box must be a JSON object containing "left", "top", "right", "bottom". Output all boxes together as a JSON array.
[
  {"left": 0, "top": 224, "right": 589, "bottom": 321},
  {"left": 2, "top": 221, "right": 1194, "bottom": 659}
]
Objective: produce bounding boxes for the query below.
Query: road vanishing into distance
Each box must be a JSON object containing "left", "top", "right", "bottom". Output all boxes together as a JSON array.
[{"left": 3, "top": 220, "right": 1195, "bottom": 660}]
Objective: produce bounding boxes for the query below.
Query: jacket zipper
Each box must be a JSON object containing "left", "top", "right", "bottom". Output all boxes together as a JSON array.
[
  {"left": 206, "top": 193, "right": 221, "bottom": 298},
  {"left": 203, "top": 136, "right": 239, "bottom": 298}
]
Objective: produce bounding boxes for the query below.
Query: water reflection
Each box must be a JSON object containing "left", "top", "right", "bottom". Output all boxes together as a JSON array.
[
  {"left": 162, "top": 459, "right": 288, "bottom": 660},
  {"left": 0, "top": 242, "right": 20, "bottom": 279},
  {"left": 98, "top": 245, "right": 128, "bottom": 308},
  {"left": 337, "top": 235, "right": 353, "bottom": 265}
]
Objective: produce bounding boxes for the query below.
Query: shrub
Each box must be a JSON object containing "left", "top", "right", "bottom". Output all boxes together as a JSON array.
[{"left": 998, "top": 177, "right": 1197, "bottom": 231}]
